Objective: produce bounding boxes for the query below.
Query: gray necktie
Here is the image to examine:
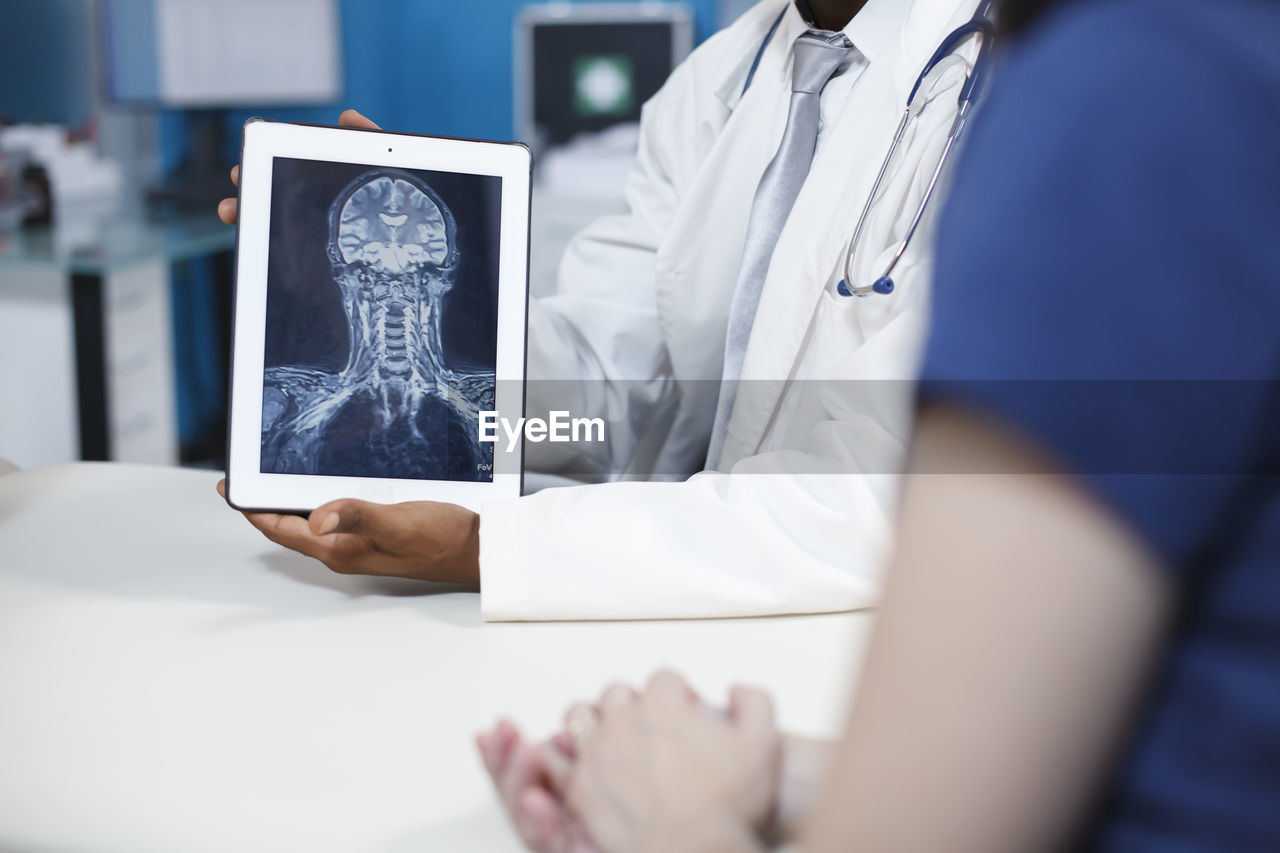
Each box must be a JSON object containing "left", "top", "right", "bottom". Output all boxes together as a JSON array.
[{"left": 706, "top": 30, "right": 853, "bottom": 469}]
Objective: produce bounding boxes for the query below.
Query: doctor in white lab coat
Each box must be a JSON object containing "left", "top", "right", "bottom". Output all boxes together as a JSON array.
[{"left": 220, "top": 0, "right": 983, "bottom": 621}]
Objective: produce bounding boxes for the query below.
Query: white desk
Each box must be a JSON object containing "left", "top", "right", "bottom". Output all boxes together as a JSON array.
[{"left": 0, "top": 463, "right": 871, "bottom": 852}]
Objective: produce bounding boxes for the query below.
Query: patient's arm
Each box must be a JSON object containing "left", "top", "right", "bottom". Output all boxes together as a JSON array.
[{"left": 801, "top": 404, "right": 1173, "bottom": 852}]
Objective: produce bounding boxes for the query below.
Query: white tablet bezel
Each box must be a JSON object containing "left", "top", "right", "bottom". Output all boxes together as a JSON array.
[{"left": 225, "top": 120, "right": 530, "bottom": 514}]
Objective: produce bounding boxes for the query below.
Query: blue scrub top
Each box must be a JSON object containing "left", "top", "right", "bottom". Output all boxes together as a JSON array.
[{"left": 918, "top": 0, "right": 1280, "bottom": 848}]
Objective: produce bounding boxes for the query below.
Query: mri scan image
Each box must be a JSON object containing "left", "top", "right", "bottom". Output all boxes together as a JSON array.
[{"left": 259, "top": 159, "right": 502, "bottom": 482}]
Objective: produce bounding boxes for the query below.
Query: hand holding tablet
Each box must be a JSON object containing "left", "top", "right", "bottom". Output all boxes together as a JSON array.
[
  {"left": 223, "top": 117, "right": 531, "bottom": 515},
  {"left": 218, "top": 110, "right": 382, "bottom": 226},
  {"left": 215, "top": 478, "right": 483, "bottom": 584}
]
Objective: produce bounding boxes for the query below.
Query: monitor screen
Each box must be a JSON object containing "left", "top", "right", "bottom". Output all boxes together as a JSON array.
[
  {"left": 517, "top": 4, "right": 694, "bottom": 150},
  {"left": 100, "top": 0, "right": 342, "bottom": 107}
]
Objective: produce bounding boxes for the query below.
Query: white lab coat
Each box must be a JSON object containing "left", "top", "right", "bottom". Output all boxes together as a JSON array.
[{"left": 479, "top": 0, "right": 980, "bottom": 621}]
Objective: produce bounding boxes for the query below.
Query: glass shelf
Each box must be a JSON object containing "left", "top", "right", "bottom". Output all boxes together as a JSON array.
[{"left": 0, "top": 212, "right": 235, "bottom": 276}]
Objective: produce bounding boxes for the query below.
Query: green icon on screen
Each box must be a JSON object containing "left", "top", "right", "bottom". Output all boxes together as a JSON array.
[{"left": 573, "top": 55, "right": 635, "bottom": 117}]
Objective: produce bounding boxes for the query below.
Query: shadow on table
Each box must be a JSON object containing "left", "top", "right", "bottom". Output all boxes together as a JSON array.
[
  {"left": 4, "top": 534, "right": 484, "bottom": 630},
  {"left": 0, "top": 463, "right": 487, "bottom": 626},
  {"left": 256, "top": 550, "right": 483, "bottom": 627}
]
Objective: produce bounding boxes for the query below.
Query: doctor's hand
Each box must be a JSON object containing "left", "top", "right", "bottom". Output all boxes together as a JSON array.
[
  {"left": 216, "top": 109, "right": 380, "bottom": 225},
  {"left": 546, "top": 672, "right": 781, "bottom": 853},
  {"left": 216, "top": 479, "right": 480, "bottom": 584}
]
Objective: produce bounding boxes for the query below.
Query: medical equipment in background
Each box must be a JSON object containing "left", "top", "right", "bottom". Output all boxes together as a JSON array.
[
  {"left": 100, "top": 0, "right": 342, "bottom": 106},
  {"left": 99, "top": 0, "right": 343, "bottom": 208},
  {"left": 837, "top": 0, "right": 995, "bottom": 296},
  {"left": 514, "top": 2, "right": 694, "bottom": 158},
  {"left": 519, "top": 3, "right": 694, "bottom": 298},
  {"left": 0, "top": 125, "right": 125, "bottom": 247}
]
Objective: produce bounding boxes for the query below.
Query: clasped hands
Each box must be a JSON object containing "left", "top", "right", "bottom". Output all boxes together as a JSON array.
[{"left": 477, "top": 670, "right": 786, "bottom": 853}]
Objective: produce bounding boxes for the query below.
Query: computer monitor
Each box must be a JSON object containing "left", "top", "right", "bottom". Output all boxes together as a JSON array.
[
  {"left": 99, "top": 0, "right": 342, "bottom": 107},
  {"left": 515, "top": 2, "right": 694, "bottom": 152}
]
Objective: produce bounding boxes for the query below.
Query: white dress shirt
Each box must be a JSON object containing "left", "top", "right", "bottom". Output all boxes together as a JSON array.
[{"left": 799, "top": 0, "right": 913, "bottom": 150}]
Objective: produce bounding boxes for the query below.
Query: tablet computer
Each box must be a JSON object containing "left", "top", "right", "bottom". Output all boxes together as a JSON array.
[{"left": 224, "top": 120, "right": 531, "bottom": 514}]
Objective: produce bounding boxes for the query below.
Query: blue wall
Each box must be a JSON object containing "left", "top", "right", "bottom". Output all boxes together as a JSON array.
[
  {"left": 0, "top": 0, "right": 725, "bottom": 144},
  {"left": 0, "top": 0, "right": 94, "bottom": 126},
  {"left": 209, "top": 0, "right": 720, "bottom": 148}
]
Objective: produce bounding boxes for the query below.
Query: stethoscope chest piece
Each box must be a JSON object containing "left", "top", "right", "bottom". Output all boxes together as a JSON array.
[{"left": 837, "top": 275, "right": 895, "bottom": 297}]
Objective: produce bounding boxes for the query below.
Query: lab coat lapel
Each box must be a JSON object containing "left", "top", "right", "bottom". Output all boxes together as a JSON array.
[
  {"left": 651, "top": 2, "right": 805, "bottom": 384},
  {"left": 725, "top": 0, "right": 978, "bottom": 461}
]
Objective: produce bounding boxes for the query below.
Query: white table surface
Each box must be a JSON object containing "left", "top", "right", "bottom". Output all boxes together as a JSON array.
[{"left": 0, "top": 463, "right": 871, "bottom": 852}]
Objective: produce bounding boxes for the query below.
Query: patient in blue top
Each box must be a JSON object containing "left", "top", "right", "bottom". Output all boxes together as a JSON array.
[
  {"left": 915, "top": 0, "right": 1280, "bottom": 847},
  {"left": 480, "top": 0, "right": 1280, "bottom": 849}
]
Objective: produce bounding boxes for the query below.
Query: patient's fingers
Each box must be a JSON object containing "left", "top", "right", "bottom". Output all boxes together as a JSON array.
[
  {"left": 564, "top": 703, "right": 600, "bottom": 752},
  {"left": 598, "top": 682, "right": 638, "bottom": 715},
  {"left": 478, "top": 720, "right": 521, "bottom": 780},
  {"left": 500, "top": 742, "right": 543, "bottom": 816},
  {"left": 476, "top": 731, "right": 498, "bottom": 775},
  {"left": 516, "top": 786, "right": 564, "bottom": 851},
  {"left": 540, "top": 740, "right": 574, "bottom": 794},
  {"left": 551, "top": 731, "right": 576, "bottom": 758},
  {"left": 645, "top": 669, "right": 697, "bottom": 709},
  {"left": 728, "top": 685, "right": 776, "bottom": 738}
]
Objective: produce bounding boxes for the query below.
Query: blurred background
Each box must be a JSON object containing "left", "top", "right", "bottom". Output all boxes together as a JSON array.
[{"left": 0, "top": 0, "right": 757, "bottom": 471}]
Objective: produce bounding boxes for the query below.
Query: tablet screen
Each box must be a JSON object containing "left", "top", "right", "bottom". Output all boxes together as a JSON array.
[{"left": 259, "top": 158, "right": 502, "bottom": 483}]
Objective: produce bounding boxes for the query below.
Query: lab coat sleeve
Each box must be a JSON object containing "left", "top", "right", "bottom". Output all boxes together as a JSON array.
[
  {"left": 478, "top": 90, "right": 947, "bottom": 621},
  {"left": 481, "top": 320, "right": 918, "bottom": 622},
  {"left": 479, "top": 429, "right": 895, "bottom": 621},
  {"left": 522, "top": 60, "right": 698, "bottom": 478}
]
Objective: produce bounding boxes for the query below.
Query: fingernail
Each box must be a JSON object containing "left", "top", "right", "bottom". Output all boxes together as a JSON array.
[{"left": 317, "top": 512, "right": 339, "bottom": 535}]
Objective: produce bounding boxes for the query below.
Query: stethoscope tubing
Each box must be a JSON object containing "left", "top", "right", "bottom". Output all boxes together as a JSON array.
[
  {"left": 738, "top": 1, "right": 996, "bottom": 299},
  {"left": 839, "top": 9, "right": 994, "bottom": 297}
]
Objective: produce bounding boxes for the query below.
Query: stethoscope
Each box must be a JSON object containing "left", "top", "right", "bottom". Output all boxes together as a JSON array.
[{"left": 742, "top": 1, "right": 996, "bottom": 298}]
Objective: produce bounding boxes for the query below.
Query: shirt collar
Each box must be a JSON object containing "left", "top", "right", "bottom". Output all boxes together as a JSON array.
[{"left": 792, "top": 0, "right": 907, "bottom": 62}]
